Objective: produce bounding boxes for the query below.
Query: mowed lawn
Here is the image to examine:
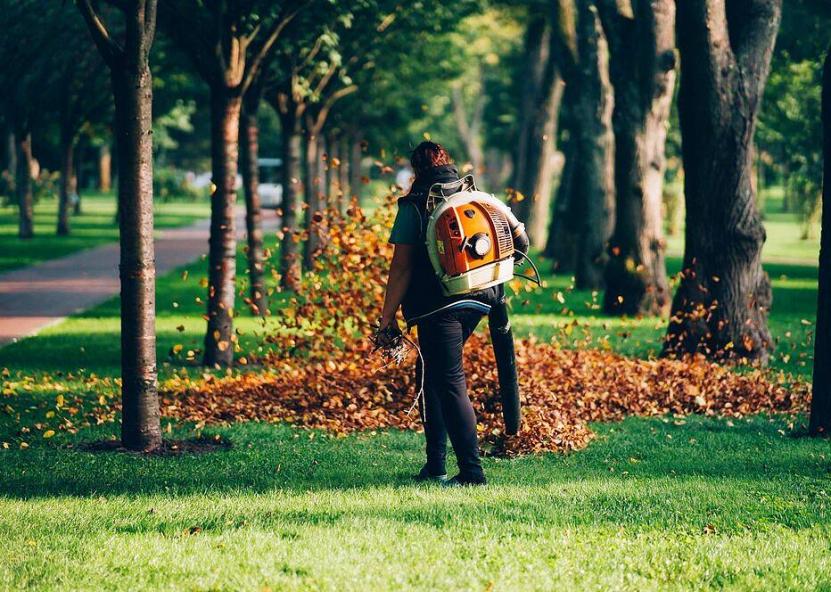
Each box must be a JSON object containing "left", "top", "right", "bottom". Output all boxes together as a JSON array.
[
  {"left": 0, "top": 193, "right": 210, "bottom": 272},
  {"left": 0, "top": 191, "right": 827, "bottom": 591}
]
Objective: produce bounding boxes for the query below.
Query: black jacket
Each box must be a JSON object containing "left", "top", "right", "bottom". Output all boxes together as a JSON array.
[{"left": 397, "top": 164, "right": 500, "bottom": 325}]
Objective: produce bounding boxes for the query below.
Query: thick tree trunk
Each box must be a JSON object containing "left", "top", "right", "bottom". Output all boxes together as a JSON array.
[
  {"left": 111, "top": 64, "right": 161, "bottom": 452},
  {"left": 14, "top": 130, "right": 34, "bottom": 239},
  {"left": 279, "top": 114, "right": 303, "bottom": 290},
  {"left": 203, "top": 91, "right": 241, "bottom": 367},
  {"left": 599, "top": 0, "right": 675, "bottom": 316},
  {"left": 664, "top": 0, "right": 781, "bottom": 362},
  {"left": 809, "top": 47, "right": 831, "bottom": 435},
  {"left": 572, "top": 4, "right": 615, "bottom": 290},
  {"left": 240, "top": 105, "right": 267, "bottom": 316},
  {"left": 99, "top": 143, "right": 112, "bottom": 193},
  {"left": 545, "top": 133, "right": 578, "bottom": 272},
  {"left": 513, "top": 16, "right": 566, "bottom": 249},
  {"left": 57, "top": 136, "right": 75, "bottom": 236}
]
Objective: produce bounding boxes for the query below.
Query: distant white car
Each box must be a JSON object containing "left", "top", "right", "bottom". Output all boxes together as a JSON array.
[
  {"left": 257, "top": 158, "right": 283, "bottom": 209},
  {"left": 189, "top": 158, "right": 283, "bottom": 208}
]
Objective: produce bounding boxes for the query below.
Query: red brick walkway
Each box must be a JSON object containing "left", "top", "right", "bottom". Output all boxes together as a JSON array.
[{"left": 0, "top": 209, "right": 279, "bottom": 346}]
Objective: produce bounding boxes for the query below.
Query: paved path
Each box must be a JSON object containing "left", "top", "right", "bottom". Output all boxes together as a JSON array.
[{"left": 0, "top": 209, "right": 280, "bottom": 346}]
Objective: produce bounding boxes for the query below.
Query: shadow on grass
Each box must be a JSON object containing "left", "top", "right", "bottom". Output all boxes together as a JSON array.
[{"left": 1, "top": 415, "right": 828, "bottom": 505}]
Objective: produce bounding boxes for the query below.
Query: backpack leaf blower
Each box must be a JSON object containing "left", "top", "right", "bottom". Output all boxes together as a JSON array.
[{"left": 424, "top": 175, "right": 538, "bottom": 435}]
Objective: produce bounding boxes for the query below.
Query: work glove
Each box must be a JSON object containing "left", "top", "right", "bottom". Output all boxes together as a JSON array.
[{"left": 370, "top": 319, "right": 404, "bottom": 353}]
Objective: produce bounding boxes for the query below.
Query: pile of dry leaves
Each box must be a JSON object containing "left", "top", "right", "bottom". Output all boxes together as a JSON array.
[
  {"left": 157, "top": 198, "right": 810, "bottom": 455},
  {"left": 160, "top": 334, "right": 810, "bottom": 455}
]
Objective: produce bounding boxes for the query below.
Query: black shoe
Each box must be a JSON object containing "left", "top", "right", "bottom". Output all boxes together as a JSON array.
[
  {"left": 442, "top": 474, "right": 487, "bottom": 487},
  {"left": 413, "top": 465, "right": 448, "bottom": 483}
]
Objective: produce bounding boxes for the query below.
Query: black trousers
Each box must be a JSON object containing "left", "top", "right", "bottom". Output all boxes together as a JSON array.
[{"left": 416, "top": 308, "right": 485, "bottom": 481}]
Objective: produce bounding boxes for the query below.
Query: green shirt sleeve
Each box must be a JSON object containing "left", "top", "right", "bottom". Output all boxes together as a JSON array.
[{"left": 388, "top": 202, "right": 422, "bottom": 245}]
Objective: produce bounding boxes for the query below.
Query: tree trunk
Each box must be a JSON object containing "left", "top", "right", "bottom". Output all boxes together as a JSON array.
[
  {"left": 279, "top": 113, "right": 303, "bottom": 290},
  {"left": 203, "top": 90, "right": 241, "bottom": 367},
  {"left": 14, "top": 130, "right": 34, "bottom": 239},
  {"left": 111, "top": 63, "right": 161, "bottom": 452},
  {"left": 809, "top": 47, "right": 831, "bottom": 435},
  {"left": 303, "top": 127, "right": 323, "bottom": 268},
  {"left": 99, "top": 143, "right": 112, "bottom": 193},
  {"left": 326, "top": 132, "right": 338, "bottom": 208},
  {"left": 512, "top": 16, "right": 566, "bottom": 249},
  {"left": 598, "top": 0, "right": 675, "bottom": 316},
  {"left": 451, "top": 82, "right": 485, "bottom": 176},
  {"left": 57, "top": 135, "right": 75, "bottom": 236},
  {"left": 73, "top": 165, "right": 82, "bottom": 215},
  {"left": 338, "top": 134, "right": 350, "bottom": 210},
  {"left": 545, "top": 133, "right": 578, "bottom": 272},
  {"left": 664, "top": 0, "right": 781, "bottom": 362},
  {"left": 240, "top": 104, "right": 267, "bottom": 316},
  {"left": 572, "top": 3, "right": 615, "bottom": 290},
  {"left": 5, "top": 130, "right": 15, "bottom": 185},
  {"left": 349, "top": 131, "right": 363, "bottom": 204}
]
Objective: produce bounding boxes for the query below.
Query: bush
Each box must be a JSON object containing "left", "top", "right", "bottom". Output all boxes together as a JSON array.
[{"left": 153, "top": 168, "right": 206, "bottom": 202}]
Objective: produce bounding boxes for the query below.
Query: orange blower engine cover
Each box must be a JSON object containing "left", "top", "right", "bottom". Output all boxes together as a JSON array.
[{"left": 433, "top": 200, "right": 515, "bottom": 276}]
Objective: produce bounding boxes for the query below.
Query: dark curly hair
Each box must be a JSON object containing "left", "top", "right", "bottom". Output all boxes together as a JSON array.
[{"left": 410, "top": 141, "right": 453, "bottom": 179}]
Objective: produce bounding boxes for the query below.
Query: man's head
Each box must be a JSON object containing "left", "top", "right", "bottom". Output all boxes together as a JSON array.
[{"left": 410, "top": 141, "right": 453, "bottom": 179}]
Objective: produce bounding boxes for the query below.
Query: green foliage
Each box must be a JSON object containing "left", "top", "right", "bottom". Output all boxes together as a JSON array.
[
  {"left": 756, "top": 0, "right": 831, "bottom": 236},
  {"left": 153, "top": 168, "right": 206, "bottom": 202},
  {"left": 153, "top": 100, "right": 196, "bottom": 159}
]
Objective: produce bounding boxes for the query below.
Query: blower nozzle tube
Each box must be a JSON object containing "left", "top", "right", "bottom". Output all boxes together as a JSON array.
[{"left": 488, "top": 296, "right": 521, "bottom": 435}]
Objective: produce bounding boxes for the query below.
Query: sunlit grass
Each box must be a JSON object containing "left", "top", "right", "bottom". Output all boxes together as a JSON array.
[
  {"left": 0, "top": 192, "right": 210, "bottom": 272},
  {"left": 0, "top": 187, "right": 824, "bottom": 591}
]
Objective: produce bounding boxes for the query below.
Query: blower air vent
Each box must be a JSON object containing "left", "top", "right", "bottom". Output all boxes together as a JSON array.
[{"left": 482, "top": 202, "right": 514, "bottom": 259}]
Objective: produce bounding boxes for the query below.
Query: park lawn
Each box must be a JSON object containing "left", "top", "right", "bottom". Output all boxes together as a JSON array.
[
  {"left": 0, "top": 198, "right": 825, "bottom": 591},
  {"left": 0, "top": 193, "right": 211, "bottom": 273},
  {"left": 2, "top": 415, "right": 831, "bottom": 590}
]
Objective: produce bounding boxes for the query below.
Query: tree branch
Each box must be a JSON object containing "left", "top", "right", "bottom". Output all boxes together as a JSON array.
[
  {"left": 76, "top": 0, "right": 122, "bottom": 67},
  {"left": 311, "top": 84, "right": 357, "bottom": 133},
  {"left": 726, "top": 0, "right": 782, "bottom": 97},
  {"left": 144, "top": 0, "right": 158, "bottom": 47},
  {"left": 241, "top": 1, "right": 306, "bottom": 95}
]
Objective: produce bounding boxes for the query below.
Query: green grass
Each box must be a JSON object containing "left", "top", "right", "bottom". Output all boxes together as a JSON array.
[
  {"left": 0, "top": 191, "right": 825, "bottom": 591},
  {"left": 0, "top": 193, "right": 211, "bottom": 272},
  {"left": 2, "top": 417, "right": 831, "bottom": 590}
]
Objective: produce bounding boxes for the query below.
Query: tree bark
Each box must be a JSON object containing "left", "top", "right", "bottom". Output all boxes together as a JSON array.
[
  {"left": 279, "top": 112, "right": 303, "bottom": 290},
  {"left": 338, "top": 134, "right": 350, "bottom": 210},
  {"left": 5, "top": 130, "right": 15, "bottom": 184},
  {"left": 349, "top": 132, "right": 363, "bottom": 204},
  {"left": 303, "top": 126, "right": 322, "bottom": 268},
  {"left": 809, "top": 47, "right": 831, "bottom": 435},
  {"left": 598, "top": 0, "right": 675, "bottom": 316},
  {"left": 325, "top": 132, "right": 337, "bottom": 208},
  {"left": 14, "top": 130, "right": 34, "bottom": 239},
  {"left": 451, "top": 82, "right": 485, "bottom": 176},
  {"left": 664, "top": 0, "right": 781, "bottom": 362},
  {"left": 203, "top": 90, "right": 241, "bottom": 366},
  {"left": 99, "top": 143, "right": 112, "bottom": 193},
  {"left": 111, "top": 52, "right": 161, "bottom": 453},
  {"left": 240, "top": 101, "right": 267, "bottom": 316},
  {"left": 545, "top": 132, "right": 578, "bottom": 271},
  {"left": 572, "top": 3, "right": 615, "bottom": 290},
  {"left": 57, "top": 135, "right": 76, "bottom": 236},
  {"left": 513, "top": 16, "right": 566, "bottom": 249}
]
